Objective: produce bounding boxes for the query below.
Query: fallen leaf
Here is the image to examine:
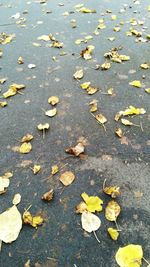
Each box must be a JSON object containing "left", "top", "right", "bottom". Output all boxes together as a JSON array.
[
  {"left": 37, "top": 35, "right": 50, "bottom": 41},
  {"left": 18, "top": 56, "right": 24, "bottom": 64},
  {"left": 0, "top": 101, "right": 7, "bottom": 107},
  {"left": 0, "top": 205, "right": 22, "bottom": 243},
  {"left": 42, "top": 189, "right": 54, "bottom": 201},
  {"left": 101, "top": 62, "right": 111, "bottom": 70},
  {"left": 103, "top": 183, "right": 120, "bottom": 198},
  {"left": 140, "top": 63, "right": 149, "bottom": 69},
  {"left": 81, "top": 192, "right": 103, "bottom": 212},
  {"left": 37, "top": 123, "right": 50, "bottom": 130},
  {"left": 32, "top": 165, "right": 41, "bottom": 174},
  {"left": 81, "top": 211, "right": 101, "bottom": 233},
  {"left": 105, "top": 200, "right": 121, "bottom": 221},
  {"left": 28, "top": 64, "right": 36, "bottom": 69},
  {"left": 108, "top": 228, "right": 119, "bottom": 240},
  {"left": 51, "top": 165, "right": 59, "bottom": 175},
  {"left": 87, "top": 86, "right": 98, "bottom": 95},
  {"left": 80, "top": 45, "right": 94, "bottom": 60},
  {"left": 129, "top": 80, "right": 142, "bottom": 88},
  {"left": 59, "top": 171, "right": 75, "bottom": 186},
  {"left": 48, "top": 96, "right": 59, "bottom": 105},
  {"left": 0, "top": 176, "right": 10, "bottom": 194},
  {"left": 80, "top": 82, "right": 91, "bottom": 89},
  {"left": 45, "top": 108, "right": 57, "bottom": 117},
  {"left": 121, "top": 118, "right": 133, "bottom": 126},
  {"left": 23, "top": 211, "right": 44, "bottom": 228},
  {"left": 0, "top": 78, "right": 7, "bottom": 84},
  {"left": 19, "top": 142, "right": 32, "bottom": 154},
  {"left": 21, "top": 134, "right": 33, "bottom": 143},
  {"left": 115, "top": 128, "right": 123, "bottom": 138},
  {"left": 0, "top": 33, "right": 15, "bottom": 45},
  {"left": 73, "top": 69, "right": 84, "bottom": 79},
  {"left": 79, "top": 7, "right": 96, "bottom": 13},
  {"left": 115, "top": 244, "right": 143, "bottom": 267},
  {"left": 12, "top": 193, "right": 21, "bottom": 205},
  {"left": 145, "top": 88, "right": 150, "bottom": 94},
  {"left": 96, "top": 114, "right": 107, "bottom": 124},
  {"left": 89, "top": 100, "right": 98, "bottom": 112},
  {"left": 122, "top": 106, "right": 146, "bottom": 116},
  {"left": 66, "top": 142, "right": 85, "bottom": 156},
  {"left": 3, "top": 83, "right": 25, "bottom": 98},
  {"left": 75, "top": 201, "right": 88, "bottom": 213},
  {"left": 1, "top": 172, "right": 13, "bottom": 179}
]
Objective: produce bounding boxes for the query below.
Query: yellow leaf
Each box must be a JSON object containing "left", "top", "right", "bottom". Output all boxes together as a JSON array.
[
  {"left": 48, "top": 96, "right": 59, "bottom": 105},
  {"left": 80, "top": 82, "right": 91, "bottom": 89},
  {"left": 32, "top": 165, "right": 41, "bottom": 174},
  {"left": 79, "top": 7, "right": 96, "bottom": 13},
  {"left": 140, "top": 63, "right": 149, "bottom": 69},
  {"left": 45, "top": 108, "right": 57, "bottom": 117},
  {"left": 119, "top": 55, "right": 130, "bottom": 61},
  {"left": 51, "top": 165, "right": 59, "bottom": 175},
  {"left": 75, "top": 39, "right": 84, "bottom": 45},
  {"left": 19, "top": 142, "right": 32, "bottom": 154},
  {"left": 114, "top": 27, "right": 120, "bottom": 32},
  {"left": 73, "top": 69, "right": 84, "bottom": 79},
  {"left": 0, "top": 101, "right": 7, "bottom": 107},
  {"left": 129, "top": 80, "right": 142, "bottom": 88},
  {"left": 23, "top": 211, "right": 43, "bottom": 228},
  {"left": 81, "top": 192, "right": 103, "bottom": 213},
  {"left": 105, "top": 200, "right": 121, "bottom": 221},
  {"left": 59, "top": 171, "right": 75, "bottom": 186},
  {"left": 108, "top": 228, "right": 119, "bottom": 240},
  {"left": 3, "top": 87, "right": 17, "bottom": 98},
  {"left": 122, "top": 106, "right": 146, "bottom": 116},
  {"left": 0, "top": 78, "right": 7, "bottom": 84},
  {"left": 18, "top": 56, "right": 24, "bottom": 64},
  {"left": 96, "top": 114, "right": 107, "bottom": 124},
  {"left": 97, "top": 23, "right": 106, "bottom": 30},
  {"left": 87, "top": 86, "right": 98, "bottom": 95},
  {"left": 111, "top": 15, "right": 117, "bottom": 20},
  {"left": 115, "top": 128, "right": 124, "bottom": 138},
  {"left": 101, "top": 62, "right": 111, "bottom": 70},
  {"left": 115, "top": 244, "right": 143, "bottom": 267},
  {"left": 121, "top": 118, "right": 133, "bottom": 126},
  {"left": 1, "top": 34, "right": 15, "bottom": 45},
  {"left": 145, "top": 88, "right": 150, "bottom": 94},
  {"left": 37, "top": 123, "right": 50, "bottom": 130},
  {"left": 103, "top": 184, "right": 120, "bottom": 198},
  {"left": 21, "top": 134, "right": 33, "bottom": 142}
]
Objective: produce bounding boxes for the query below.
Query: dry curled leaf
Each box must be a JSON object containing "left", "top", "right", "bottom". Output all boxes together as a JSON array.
[
  {"left": 115, "top": 128, "right": 123, "bottom": 138},
  {"left": 103, "top": 183, "right": 120, "bottom": 198},
  {"left": 42, "top": 189, "right": 54, "bottom": 201},
  {"left": 80, "top": 45, "right": 94, "bottom": 60},
  {"left": 81, "top": 211, "right": 101, "bottom": 233},
  {"left": 73, "top": 69, "right": 84, "bottom": 79},
  {"left": 115, "top": 244, "right": 143, "bottom": 267},
  {"left": 0, "top": 205, "right": 22, "bottom": 243},
  {"left": 21, "top": 134, "right": 33, "bottom": 143},
  {"left": 81, "top": 192, "right": 103, "bottom": 213},
  {"left": 75, "top": 201, "right": 88, "bottom": 214},
  {"left": 19, "top": 142, "right": 32, "bottom": 154},
  {"left": 48, "top": 96, "right": 59, "bottom": 105},
  {"left": 12, "top": 193, "right": 21, "bottom": 205},
  {"left": 18, "top": 56, "right": 24, "bottom": 64},
  {"left": 145, "top": 88, "right": 150, "bottom": 94},
  {"left": 87, "top": 86, "right": 98, "bottom": 95},
  {"left": 105, "top": 200, "right": 121, "bottom": 221},
  {"left": 23, "top": 211, "right": 44, "bottom": 228},
  {"left": 59, "top": 171, "right": 75, "bottom": 186},
  {"left": 3, "top": 83, "right": 25, "bottom": 98},
  {"left": 66, "top": 142, "right": 85, "bottom": 156},
  {"left": 108, "top": 228, "right": 119, "bottom": 241}
]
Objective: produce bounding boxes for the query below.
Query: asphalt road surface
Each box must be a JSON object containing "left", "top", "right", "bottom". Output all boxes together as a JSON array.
[{"left": 0, "top": 0, "right": 150, "bottom": 266}]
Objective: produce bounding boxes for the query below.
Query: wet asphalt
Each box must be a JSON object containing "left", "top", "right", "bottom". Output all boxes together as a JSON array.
[{"left": 0, "top": 0, "right": 150, "bottom": 266}]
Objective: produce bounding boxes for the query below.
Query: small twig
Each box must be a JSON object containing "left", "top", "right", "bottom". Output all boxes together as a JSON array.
[
  {"left": 140, "top": 122, "right": 144, "bottom": 132},
  {"left": 143, "top": 257, "right": 150, "bottom": 266},
  {"left": 115, "top": 220, "right": 120, "bottom": 231},
  {"left": 93, "top": 231, "right": 100, "bottom": 243},
  {"left": 43, "top": 129, "right": 45, "bottom": 139},
  {"left": 47, "top": 257, "right": 57, "bottom": 261},
  {"left": 103, "top": 179, "right": 107, "bottom": 190},
  {"left": 0, "top": 22, "right": 16, "bottom": 27}
]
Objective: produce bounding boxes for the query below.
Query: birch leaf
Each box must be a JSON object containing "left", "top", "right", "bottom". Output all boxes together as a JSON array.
[
  {"left": 105, "top": 200, "right": 121, "bottom": 221},
  {"left": 0, "top": 205, "right": 22, "bottom": 243},
  {"left": 45, "top": 108, "right": 57, "bottom": 117},
  {"left": 81, "top": 211, "right": 101, "bottom": 233},
  {"left": 19, "top": 142, "right": 32, "bottom": 154},
  {"left": 0, "top": 177, "right": 10, "bottom": 194},
  {"left": 108, "top": 228, "right": 119, "bottom": 240},
  {"left": 32, "top": 165, "right": 41, "bottom": 174},
  {"left": 115, "top": 244, "right": 143, "bottom": 267},
  {"left": 145, "top": 88, "right": 150, "bottom": 94},
  {"left": 103, "top": 184, "right": 120, "bottom": 198},
  {"left": 96, "top": 114, "right": 107, "bottom": 124},
  {"left": 0, "top": 101, "right": 7, "bottom": 107},
  {"left": 122, "top": 106, "right": 146, "bottom": 116},
  {"left": 48, "top": 96, "right": 59, "bottom": 105},
  {"left": 79, "top": 7, "right": 96, "bottom": 13},
  {"left": 115, "top": 128, "right": 123, "bottom": 138},
  {"left": 21, "top": 134, "right": 33, "bottom": 143},
  {"left": 37, "top": 123, "right": 50, "bottom": 130},
  {"left": 51, "top": 165, "right": 59, "bottom": 175},
  {"left": 12, "top": 193, "right": 21, "bottom": 205},
  {"left": 140, "top": 63, "right": 149, "bottom": 69},
  {"left": 121, "top": 119, "right": 133, "bottom": 126},
  {"left": 23, "top": 211, "right": 43, "bottom": 228},
  {"left": 59, "top": 171, "right": 75, "bottom": 186},
  {"left": 81, "top": 192, "right": 103, "bottom": 212},
  {"left": 73, "top": 69, "right": 84, "bottom": 79},
  {"left": 129, "top": 80, "right": 142, "bottom": 88}
]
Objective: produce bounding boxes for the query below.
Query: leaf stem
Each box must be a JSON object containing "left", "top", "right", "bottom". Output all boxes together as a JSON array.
[{"left": 93, "top": 231, "right": 100, "bottom": 243}]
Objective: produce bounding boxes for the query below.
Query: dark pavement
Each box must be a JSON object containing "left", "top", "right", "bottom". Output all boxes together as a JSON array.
[{"left": 0, "top": 0, "right": 150, "bottom": 266}]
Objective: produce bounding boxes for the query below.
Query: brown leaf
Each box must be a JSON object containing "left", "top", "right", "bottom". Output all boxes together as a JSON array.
[
  {"left": 66, "top": 142, "right": 85, "bottom": 156},
  {"left": 59, "top": 171, "right": 75, "bottom": 186},
  {"left": 42, "top": 189, "right": 54, "bottom": 201}
]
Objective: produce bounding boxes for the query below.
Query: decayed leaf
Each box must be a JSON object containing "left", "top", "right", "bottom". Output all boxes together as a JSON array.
[
  {"left": 32, "top": 165, "right": 41, "bottom": 174},
  {"left": 12, "top": 193, "right": 21, "bottom": 205},
  {"left": 101, "top": 62, "right": 111, "bottom": 70},
  {"left": 23, "top": 211, "right": 44, "bottom": 228},
  {"left": 19, "top": 142, "right": 32, "bottom": 154},
  {"left": 0, "top": 101, "right": 7, "bottom": 107},
  {"left": 0, "top": 205, "right": 22, "bottom": 243},
  {"left": 73, "top": 69, "right": 84, "bottom": 79},
  {"left": 66, "top": 142, "right": 85, "bottom": 156},
  {"left": 105, "top": 200, "right": 121, "bottom": 221},
  {"left": 48, "top": 96, "right": 59, "bottom": 105},
  {"left": 81, "top": 211, "right": 101, "bottom": 233},
  {"left": 115, "top": 244, "right": 143, "bottom": 267},
  {"left": 140, "top": 63, "right": 149, "bottom": 69},
  {"left": 51, "top": 165, "right": 59, "bottom": 175},
  {"left": 42, "top": 189, "right": 54, "bottom": 201},
  {"left": 81, "top": 192, "right": 103, "bottom": 213},
  {"left": 80, "top": 45, "right": 94, "bottom": 60},
  {"left": 129, "top": 80, "right": 142, "bottom": 88},
  {"left": 103, "top": 183, "right": 120, "bottom": 198},
  {"left": 0, "top": 176, "right": 10, "bottom": 194},
  {"left": 115, "top": 128, "right": 123, "bottom": 138},
  {"left": 75, "top": 201, "right": 88, "bottom": 214},
  {"left": 3, "top": 83, "right": 25, "bottom": 98},
  {"left": 59, "top": 171, "right": 75, "bottom": 186},
  {"left": 21, "top": 134, "right": 33, "bottom": 143},
  {"left": 108, "top": 228, "right": 119, "bottom": 240},
  {"left": 96, "top": 114, "right": 107, "bottom": 124},
  {"left": 45, "top": 108, "right": 57, "bottom": 117}
]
